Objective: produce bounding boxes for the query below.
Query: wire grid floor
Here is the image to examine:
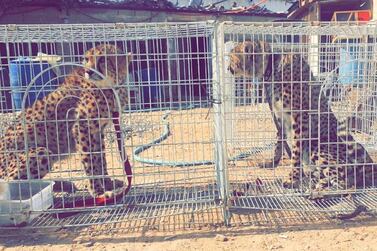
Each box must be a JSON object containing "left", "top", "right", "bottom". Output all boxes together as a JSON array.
[
  {"left": 230, "top": 180, "right": 377, "bottom": 214},
  {"left": 78, "top": 206, "right": 376, "bottom": 235},
  {"left": 1, "top": 107, "right": 377, "bottom": 230},
  {"left": 1, "top": 208, "right": 362, "bottom": 238},
  {"left": 1, "top": 180, "right": 371, "bottom": 231},
  {"left": 25, "top": 183, "right": 220, "bottom": 229}
]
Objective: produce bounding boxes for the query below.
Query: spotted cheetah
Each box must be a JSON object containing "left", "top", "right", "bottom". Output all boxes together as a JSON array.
[
  {"left": 228, "top": 40, "right": 377, "bottom": 193},
  {"left": 0, "top": 44, "right": 132, "bottom": 198}
]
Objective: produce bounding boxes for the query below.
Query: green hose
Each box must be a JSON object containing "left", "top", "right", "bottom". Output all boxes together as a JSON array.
[
  {"left": 132, "top": 104, "right": 215, "bottom": 166},
  {"left": 132, "top": 105, "right": 275, "bottom": 167}
]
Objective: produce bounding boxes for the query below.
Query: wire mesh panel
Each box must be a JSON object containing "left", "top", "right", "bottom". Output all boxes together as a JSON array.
[
  {"left": 2, "top": 21, "right": 377, "bottom": 231},
  {"left": 0, "top": 22, "right": 220, "bottom": 229},
  {"left": 218, "top": 21, "right": 377, "bottom": 219}
]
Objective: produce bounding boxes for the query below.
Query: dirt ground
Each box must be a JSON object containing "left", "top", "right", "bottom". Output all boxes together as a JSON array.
[
  {"left": 1, "top": 105, "right": 377, "bottom": 250},
  {"left": 1, "top": 216, "right": 377, "bottom": 251}
]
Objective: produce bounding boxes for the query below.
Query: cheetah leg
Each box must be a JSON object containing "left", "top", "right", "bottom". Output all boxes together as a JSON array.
[
  {"left": 258, "top": 113, "right": 292, "bottom": 169},
  {"left": 5, "top": 147, "right": 52, "bottom": 180},
  {"left": 259, "top": 131, "right": 291, "bottom": 168},
  {"left": 282, "top": 120, "right": 307, "bottom": 189},
  {"left": 309, "top": 141, "right": 377, "bottom": 196},
  {"left": 74, "top": 122, "right": 124, "bottom": 198},
  {"left": 310, "top": 150, "right": 348, "bottom": 194},
  {"left": 310, "top": 151, "right": 371, "bottom": 219},
  {"left": 316, "top": 142, "right": 377, "bottom": 192},
  {"left": 52, "top": 180, "right": 78, "bottom": 193},
  {"left": 335, "top": 122, "right": 377, "bottom": 188},
  {"left": 345, "top": 142, "right": 377, "bottom": 188},
  {"left": 361, "top": 163, "right": 377, "bottom": 188},
  {"left": 2, "top": 148, "right": 78, "bottom": 193}
]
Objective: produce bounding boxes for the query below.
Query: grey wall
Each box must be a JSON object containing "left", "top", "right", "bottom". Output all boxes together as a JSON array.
[
  {"left": 0, "top": 7, "right": 282, "bottom": 24},
  {"left": 175, "top": 0, "right": 292, "bottom": 13}
]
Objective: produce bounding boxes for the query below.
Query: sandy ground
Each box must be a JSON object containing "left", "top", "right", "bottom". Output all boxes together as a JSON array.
[
  {"left": 1, "top": 217, "right": 377, "bottom": 251},
  {"left": 1, "top": 104, "right": 377, "bottom": 250}
]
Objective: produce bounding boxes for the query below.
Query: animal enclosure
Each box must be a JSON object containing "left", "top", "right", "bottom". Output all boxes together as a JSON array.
[
  {"left": 219, "top": 22, "right": 377, "bottom": 216},
  {"left": 0, "top": 21, "right": 377, "bottom": 230}
]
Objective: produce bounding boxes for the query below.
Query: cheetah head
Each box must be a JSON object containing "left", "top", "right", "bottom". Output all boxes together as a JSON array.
[
  {"left": 83, "top": 44, "right": 132, "bottom": 85},
  {"left": 228, "top": 40, "right": 271, "bottom": 79}
]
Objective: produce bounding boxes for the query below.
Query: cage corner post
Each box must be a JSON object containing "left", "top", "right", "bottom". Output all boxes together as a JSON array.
[{"left": 212, "top": 21, "right": 231, "bottom": 226}]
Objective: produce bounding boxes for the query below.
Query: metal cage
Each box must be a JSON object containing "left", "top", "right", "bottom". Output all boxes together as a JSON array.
[
  {"left": 1, "top": 21, "right": 377, "bottom": 230},
  {"left": 0, "top": 22, "right": 222, "bottom": 229},
  {"left": 218, "top": 21, "right": 377, "bottom": 220}
]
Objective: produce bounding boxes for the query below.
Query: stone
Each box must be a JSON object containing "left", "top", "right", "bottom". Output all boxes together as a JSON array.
[
  {"left": 82, "top": 241, "right": 94, "bottom": 247},
  {"left": 215, "top": 234, "right": 228, "bottom": 242}
]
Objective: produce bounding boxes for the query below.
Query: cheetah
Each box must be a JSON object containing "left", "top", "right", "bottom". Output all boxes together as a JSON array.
[
  {"left": 0, "top": 44, "right": 132, "bottom": 198},
  {"left": 228, "top": 40, "right": 377, "bottom": 193}
]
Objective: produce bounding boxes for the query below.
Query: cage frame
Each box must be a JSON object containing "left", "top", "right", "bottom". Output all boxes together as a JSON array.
[{"left": 0, "top": 21, "right": 377, "bottom": 230}]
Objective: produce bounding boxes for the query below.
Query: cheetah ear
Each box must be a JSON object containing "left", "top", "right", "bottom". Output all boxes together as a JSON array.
[
  {"left": 259, "top": 41, "right": 271, "bottom": 53},
  {"left": 97, "top": 44, "right": 116, "bottom": 65},
  {"left": 97, "top": 56, "right": 106, "bottom": 74},
  {"left": 97, "top": 44, "right": 119, "bottom": 75},
  {"left": 126, "top": 52, "right": 133, "bottom": 63},
  {"left": 124, "top": 52, "right": 132, "bottom": 71},
  {"left": 243, "top": 41, "right": 254, "bottom": 53},
  {"left": 114, "top": 52, "right": 132, "bottom": 71},
  {"left": 243, "top": 41, "right": 255, "bottom": 64},
  {"left": 258, "top": 41, "right": 271, "bottom": 75}
]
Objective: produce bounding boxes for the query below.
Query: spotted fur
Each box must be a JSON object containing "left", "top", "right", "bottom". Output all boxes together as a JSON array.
[
  {"left": 228, "top": 40, "right": 377, "bottom": 193},
  {"left": 0, "top": 44, "right": 132, "bottom": 197}
]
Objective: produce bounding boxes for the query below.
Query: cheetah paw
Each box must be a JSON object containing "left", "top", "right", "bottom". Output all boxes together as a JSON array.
[
  {"left": 53, "top": 180, "right": 78, "bottom": 193},
  {"left": 282, "top": 179, "right": 301, "bottom": 189},
  {"left": 258, "top": 161, "right": 275, "bottom": 169},
  {"left": 103, "top": 179, "right": 125, "bottom": 192}
]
